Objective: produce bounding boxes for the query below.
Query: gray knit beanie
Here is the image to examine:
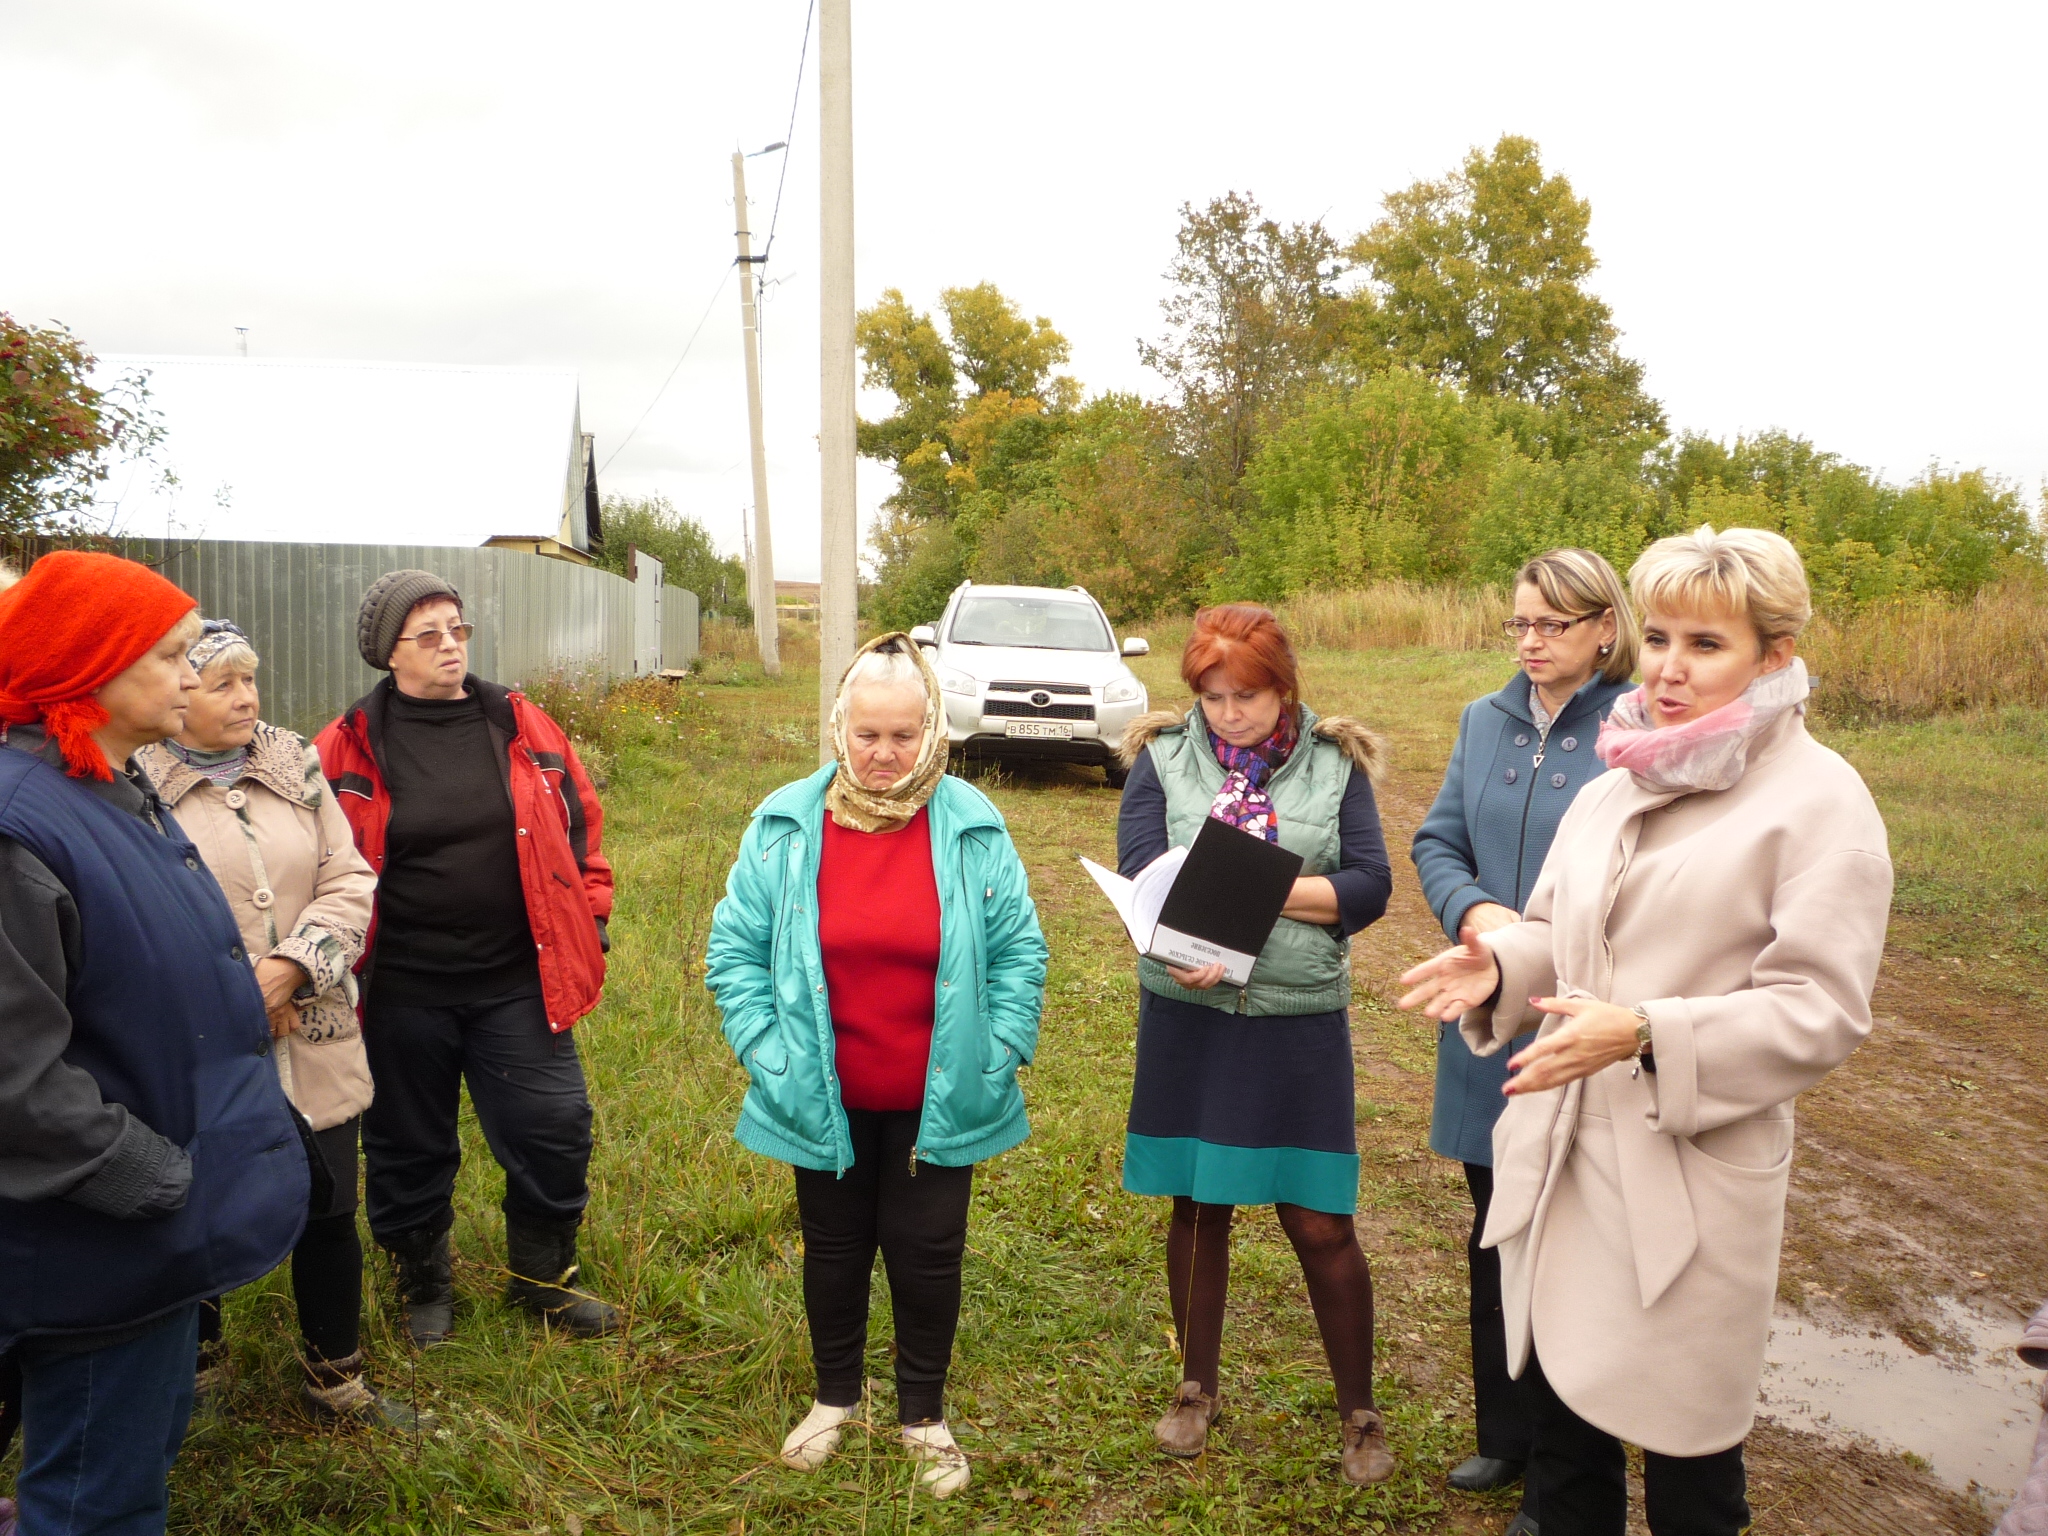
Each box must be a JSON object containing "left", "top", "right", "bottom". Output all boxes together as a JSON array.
[{"left": 357, "top": 569, "right": 462, "bottom": 670}]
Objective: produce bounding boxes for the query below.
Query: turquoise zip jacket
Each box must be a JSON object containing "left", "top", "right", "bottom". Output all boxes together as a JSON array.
[{"left": 705, "top": 765, "right": 1048, "bottom": 1174}]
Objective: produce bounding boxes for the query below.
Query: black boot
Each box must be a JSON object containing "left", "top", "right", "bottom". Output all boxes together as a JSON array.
[
  {"left": 383, "top": 1226, "right": 455, "bottom": 1347},
  {"left": 504, "top": 1216, "right": 620, "bottom": 1338}
]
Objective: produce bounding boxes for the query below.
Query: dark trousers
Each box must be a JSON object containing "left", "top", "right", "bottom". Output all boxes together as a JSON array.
[
  {"left": 14, "top": 1303, "right": 201, "bottom": 1536},
  {"left": 200, "top": 1117, "right": 364, "bottom": 1363},
  {"left": 1524, "top": 1351, "right": 1749, "bottom": 1536},
  {"left": 1465, "top": 1163, "right": 1536, "bottom": 1463},
  {"left": 361, "top": 985, "right": 593, "bottom": 1242},
  {"left": 792, "top": 1108, "right": 974, "bottom": 1426}
]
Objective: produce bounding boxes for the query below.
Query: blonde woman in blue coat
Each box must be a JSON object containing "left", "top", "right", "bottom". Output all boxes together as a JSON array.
[
  {"left": 1410, "top": 548, "right": 1637, "bottom": 1530},
  {"left": 706, "top": 634, "right": 1047, "bottom": 1500}
]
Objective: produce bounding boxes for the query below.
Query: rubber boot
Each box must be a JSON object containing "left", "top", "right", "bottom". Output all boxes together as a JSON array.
[
  {"left": 504, "top": 1216, "right": 620, "bottom": 1338},
  {"left": 299, "top": 1351, "right": 432, "bottom": 1432},
  {"left": 383, "top": 1226, "right": 455, "bottom": 1347}
]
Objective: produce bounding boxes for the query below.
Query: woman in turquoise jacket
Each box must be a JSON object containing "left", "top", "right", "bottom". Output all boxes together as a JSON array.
[{"left": 706, "top": 634, "right": 1046, "bottom": 1501}]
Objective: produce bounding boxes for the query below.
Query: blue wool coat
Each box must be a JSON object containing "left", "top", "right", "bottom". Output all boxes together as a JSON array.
[{"left": 1410, "top": 671, "right": 1631, "bottom": 1166}]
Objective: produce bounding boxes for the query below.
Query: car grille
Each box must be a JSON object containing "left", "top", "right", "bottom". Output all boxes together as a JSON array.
[
  {"left": 982, "top": 699, "right": 1096, "bottom": 722},
  {"left": 988, "top": 680, "right": 1091, "bottom": 695}
]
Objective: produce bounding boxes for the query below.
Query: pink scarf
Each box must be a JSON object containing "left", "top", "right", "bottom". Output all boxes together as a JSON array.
[{"left": 1595, "top": 660, "right": 1810, "bottom": 793}]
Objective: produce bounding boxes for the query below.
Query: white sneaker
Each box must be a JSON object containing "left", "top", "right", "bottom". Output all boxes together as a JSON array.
[
  {"left": 779, "top": 1401, "right": 852, "bottom": 1470},
  {"left": 901, "top": 1420, "right": 971, "bottom": 1498}
]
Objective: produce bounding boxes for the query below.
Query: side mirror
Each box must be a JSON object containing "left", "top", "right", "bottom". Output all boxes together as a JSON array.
[
  {"left": 909, "top": 624, "right": 937, "bottom": 647},
  {"left": 1121, "top": 636, "right": 1150, "bottom": 657}
]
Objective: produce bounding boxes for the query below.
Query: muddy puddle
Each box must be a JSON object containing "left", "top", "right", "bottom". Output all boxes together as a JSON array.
[{"left": 1759, "top": 1296, "right": 2041, "bottom": 1504}]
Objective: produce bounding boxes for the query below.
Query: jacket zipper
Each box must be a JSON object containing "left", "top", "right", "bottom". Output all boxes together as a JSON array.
[{"left": 914, "top": 830, "right": 979, "bottom": 1173}]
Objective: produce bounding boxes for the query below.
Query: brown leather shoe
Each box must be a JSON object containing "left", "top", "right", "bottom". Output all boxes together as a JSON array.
[
  {"left": 1153, "top": 1380, "right": 1222, "bottom": 1457},
  {"left": 1342, "top": 1407, "right": 1395, "bottom": 1484}
]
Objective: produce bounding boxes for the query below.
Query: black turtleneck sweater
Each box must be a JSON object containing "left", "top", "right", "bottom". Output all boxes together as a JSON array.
[{"left": 372, "top": 689, "right": 539, "bottom": 1006}]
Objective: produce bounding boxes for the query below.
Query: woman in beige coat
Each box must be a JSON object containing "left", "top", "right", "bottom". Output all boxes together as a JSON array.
[
  {"left": 137, "top": 620, "right": 414, "bottom": 1428},
  {"left": 1398, "top": 528, "right": 1892, "bottom": 1535}
]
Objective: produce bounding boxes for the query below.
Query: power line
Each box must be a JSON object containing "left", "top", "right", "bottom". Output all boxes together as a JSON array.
[
  {"left": 598, "top": 266, "right": 734, "bottom": 479},
  {"left": 761, "top": 0, "right": 816, "bottom": 266}
]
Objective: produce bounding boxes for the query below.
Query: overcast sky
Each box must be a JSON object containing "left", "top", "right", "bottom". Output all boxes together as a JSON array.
[{"left": 8, "top": 0, "right": 2043, "bottom": 579}]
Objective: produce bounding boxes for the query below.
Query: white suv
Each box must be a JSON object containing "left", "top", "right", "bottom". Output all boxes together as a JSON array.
[{"left": 910, "top": 583, "right": 1150, "bottom": 787}]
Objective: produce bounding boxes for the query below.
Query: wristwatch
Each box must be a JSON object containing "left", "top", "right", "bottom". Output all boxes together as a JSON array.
[{"left": 1631, "top": 1005, "right": 1657, "bottom": 1075}]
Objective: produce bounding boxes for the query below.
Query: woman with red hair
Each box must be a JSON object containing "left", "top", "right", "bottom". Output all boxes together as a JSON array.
[{"left": 1114, "top": 603, "right": 1396, "bottom": 1484}]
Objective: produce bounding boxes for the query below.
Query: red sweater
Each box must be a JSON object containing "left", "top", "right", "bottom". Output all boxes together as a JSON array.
[{"left": 817, "top": 806, "right": 941, "bottom": 1113}]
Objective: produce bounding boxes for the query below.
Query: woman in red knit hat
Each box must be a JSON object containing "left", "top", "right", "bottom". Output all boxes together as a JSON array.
[{"left": 0, "top": 552, "right": 309, "bottom": 1536}]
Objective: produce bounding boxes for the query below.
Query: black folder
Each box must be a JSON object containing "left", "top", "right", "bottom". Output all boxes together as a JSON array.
[{"left": 1082, "top": 815, "right": 1304, "bottom": 986}]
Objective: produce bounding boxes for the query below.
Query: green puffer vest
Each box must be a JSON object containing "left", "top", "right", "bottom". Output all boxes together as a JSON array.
[{"left": 1139, "top": 704, "right": 1356, "bottom": 1016}]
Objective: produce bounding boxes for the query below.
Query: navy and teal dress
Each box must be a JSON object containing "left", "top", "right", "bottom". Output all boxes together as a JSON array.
[{"left": 1117, "top": 732, "right": 1391, "bottom": 1215}]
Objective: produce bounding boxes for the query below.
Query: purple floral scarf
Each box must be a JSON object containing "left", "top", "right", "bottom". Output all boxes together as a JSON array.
[{"left": 1206, "top": 708, "right": 1298, "bottom": 842}]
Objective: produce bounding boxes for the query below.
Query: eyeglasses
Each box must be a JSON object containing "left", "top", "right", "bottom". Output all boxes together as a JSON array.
[
  {"left": 1502, "top": 614, "right": 1601, "bottom": 640},
  {"left": 397, "top": 623, "right": 475, "bottom": 649}
]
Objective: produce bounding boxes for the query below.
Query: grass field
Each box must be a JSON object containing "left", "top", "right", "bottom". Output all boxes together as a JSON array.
[{"left": 79, "top": 634, "right": 2043, "bottom": 1534}]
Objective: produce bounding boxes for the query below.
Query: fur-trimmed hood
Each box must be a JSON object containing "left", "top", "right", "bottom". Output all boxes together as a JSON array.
[{"left": 1117, "top": 704, "right": 1386, "bottom": 783}]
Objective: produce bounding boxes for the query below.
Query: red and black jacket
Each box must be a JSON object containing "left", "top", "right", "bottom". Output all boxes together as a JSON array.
[{"left": 314, "top": 676, "right": 613, "bottom": 1033}]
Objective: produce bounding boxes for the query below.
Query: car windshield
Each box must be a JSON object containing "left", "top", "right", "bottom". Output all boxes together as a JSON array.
[{"left": 948, "top": 595, "right": 1112, "bottom": 651}]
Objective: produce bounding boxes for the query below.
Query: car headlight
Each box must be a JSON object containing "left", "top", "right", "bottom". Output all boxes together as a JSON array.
[
  {"left": 936, "top": 667, "right": 979, "bottom": 698},
  {"left": 1103, "top": 678, "right": 1143, "bottom": 705}
]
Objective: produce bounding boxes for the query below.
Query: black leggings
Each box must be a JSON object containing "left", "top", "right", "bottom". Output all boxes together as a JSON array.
[
  {"left": 1523, "top": 1351, "right": 1749, "bottom": 1535},
  {"left": 792, "top": 1108, "right": 974, "bottom": 1425},
  {"left": 199, "top": 1116, "right": 364, "bottom": 1364}
]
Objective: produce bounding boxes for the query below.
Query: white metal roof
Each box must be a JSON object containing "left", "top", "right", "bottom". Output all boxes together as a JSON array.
[{"left": 89, "top": 355, "right": 588, "bottom": 549}]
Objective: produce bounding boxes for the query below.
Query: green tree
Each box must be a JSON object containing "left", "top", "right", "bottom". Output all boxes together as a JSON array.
[
  {"left": 969, "top": 394, "right": 1216, "bottom": 620},
  {"left": 1347, "top": 136, "right": 1664, "bottom": 440},
  {"left": 1237, "top": 370, "right": 1499, "bottom": 596},
  {"left": 594, "top": 494, "right": 750, "bottom": 621},
  {"left": 1, "top": 314, "right": 166, "bottom": 541},
  {"left": 1140, "top": 193, "right": 1346, "bottom": 512}
]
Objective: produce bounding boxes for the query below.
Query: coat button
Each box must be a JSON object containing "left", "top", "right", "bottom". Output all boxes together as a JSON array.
[
  {"left": 251, "top": 887, "right": 275, "bottom": 910},
  {"left": 1562, "top": 736, "right": 1578, "bottom": 751},
  {"left": 1515, "top": 733, "right": 1530, "bottom": 747},
  {"left": 1504, "top": 767, "right": 1518, "bottom": 784},
  {"left": 229, "top": 944, "right": 246, "bottom": 962},
  {"left": 255, "top": 1035, "right": 270, "bottom": 1056},
  {"left": 1551, "top": 773, "right": 1567, "bottom": 788},
  {"left": 224, "top": 789, "right": 248, "bottom": 810},
  {"left": 184, "top": 856, "right": 199, "bottom": 870}
]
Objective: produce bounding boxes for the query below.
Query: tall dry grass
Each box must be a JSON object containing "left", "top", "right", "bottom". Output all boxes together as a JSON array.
[
  {"left": 1126, "top": 577, "right": 2047, "bottom": 721},
  {"left": 1803, "top": 577, "right": 2048, "bottom": 720},
  {"left": 1276, "top": 583, "right": 1511, "bottom": 653},
  {"left": 699, "top": 616, "right": 824, "bottom": 671}
]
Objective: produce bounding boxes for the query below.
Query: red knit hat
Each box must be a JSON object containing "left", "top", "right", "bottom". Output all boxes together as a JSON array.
[{"left": 0, "top": 552, "right": 200, "bottom": 781}]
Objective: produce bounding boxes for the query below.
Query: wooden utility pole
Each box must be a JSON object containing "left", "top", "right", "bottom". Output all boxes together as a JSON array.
[
  {"left": 817, "top": 0, "right": 857, "bottom": 759},
  {"left": 731, "top": 151, "right": 781, "bottom": 676}
]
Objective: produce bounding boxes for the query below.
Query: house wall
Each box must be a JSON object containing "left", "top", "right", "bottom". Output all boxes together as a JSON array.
[{"left": 121, "top": 538, "right": 698, "bottom": 736}]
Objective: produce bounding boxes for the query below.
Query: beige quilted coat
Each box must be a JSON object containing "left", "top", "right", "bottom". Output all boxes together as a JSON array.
[
  {"left": 138, "top": 726, "right": 377, "bottom": 1131},
  {"left": 1461, "top": 709, "right": 1892, "bottom": 1456}
]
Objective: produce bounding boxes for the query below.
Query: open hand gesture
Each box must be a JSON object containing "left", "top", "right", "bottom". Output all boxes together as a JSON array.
[{"left": 1395, "top": 925, "right": 1501, "bottom": 1022}]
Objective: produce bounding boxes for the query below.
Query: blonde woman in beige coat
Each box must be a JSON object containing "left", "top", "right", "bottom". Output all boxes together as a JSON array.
[
  {"left": 136, "top": 620, "right": 417, "bottom": 1429},
  {"left": 1398, "top": 528, "right": 1892, "bottom": 1536}
]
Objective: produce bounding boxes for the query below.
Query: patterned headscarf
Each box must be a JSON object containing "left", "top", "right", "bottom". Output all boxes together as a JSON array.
[
  {"left": 187, "top": 618, "right": 254, "bottom": 675},
  {"left": 1206, "top": 706, "right": 1299, "bottom": 842},
  {"left": 825, "top": 632, "right": 950, "bottom": 833}
]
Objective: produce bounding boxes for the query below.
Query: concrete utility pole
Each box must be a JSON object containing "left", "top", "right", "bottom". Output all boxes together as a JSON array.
[
  {"left": 817, "top": 0, "right": 857, "bottom": 760},
  {"left": 731, "top": 152, "right": 782, "bottom": 676}
]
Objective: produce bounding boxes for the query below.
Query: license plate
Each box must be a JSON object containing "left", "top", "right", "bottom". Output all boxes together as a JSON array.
[{"left": 1005, "top": 720, "right": 1073, "bottom": 740}]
